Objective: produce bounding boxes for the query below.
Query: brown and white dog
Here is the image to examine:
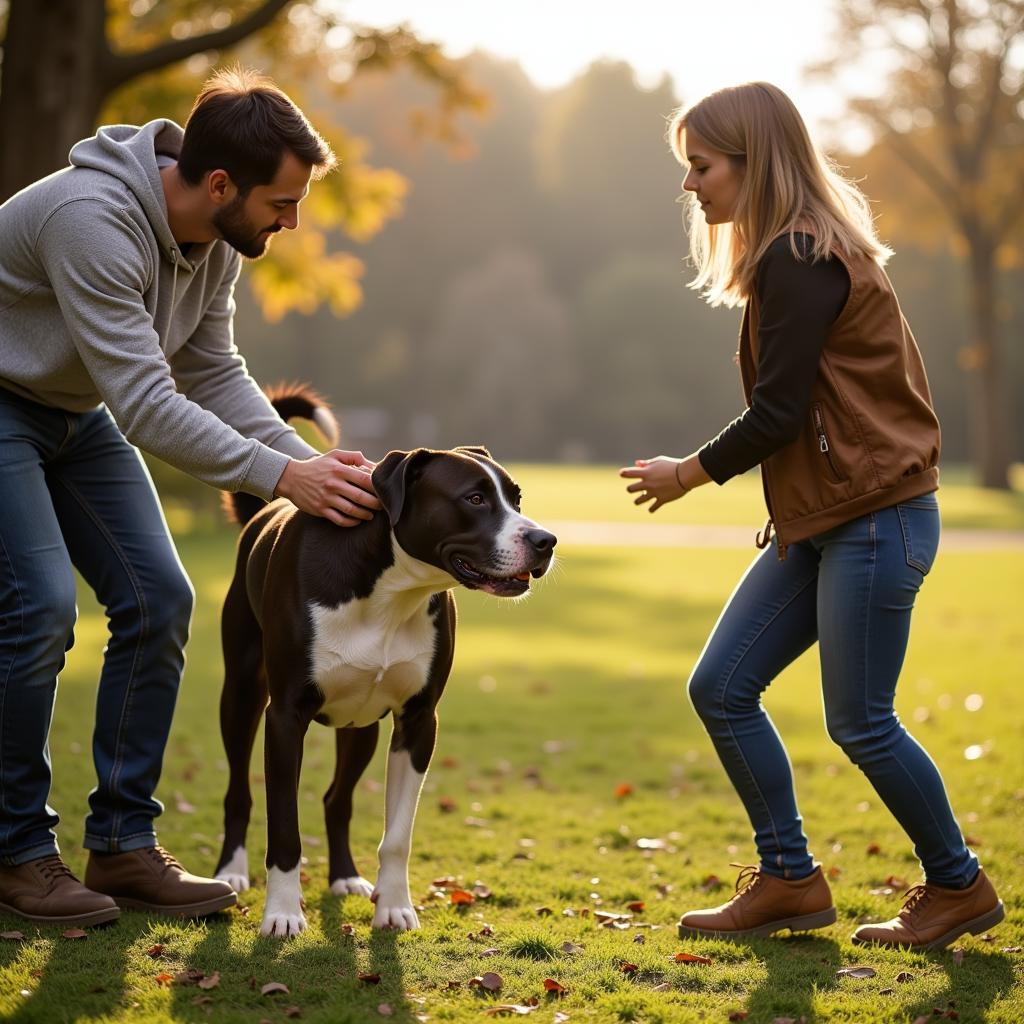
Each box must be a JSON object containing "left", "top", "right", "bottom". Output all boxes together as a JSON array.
[{"left": 213, "top": 387, "right": 556, "bottom": 937}]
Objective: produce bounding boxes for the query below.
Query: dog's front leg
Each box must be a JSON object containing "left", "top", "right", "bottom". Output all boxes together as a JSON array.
[
  {"left": 261, "top": 703, "right": 311, "bottom": 938},
  {"left": 371, "top": 712, "right": 436, "bottom": 930}
]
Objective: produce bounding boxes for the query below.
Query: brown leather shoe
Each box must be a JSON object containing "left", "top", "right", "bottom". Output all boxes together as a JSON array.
[
  {"left": 85, "top": 846, "right": 236, "bottom": 917},
  {"left": 678, "top": 864, "right": 836, "bottom": 938},
  {"left": 0, "top": 854, "right": 120, "bottom": 926},
  {"left": 852, "top": 868, "right": 1004, "bottom": 950}
]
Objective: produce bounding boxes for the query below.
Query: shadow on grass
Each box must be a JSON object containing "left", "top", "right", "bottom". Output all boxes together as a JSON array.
[{"left": 739, "top": 935, "right": 1016, "bottom": 1023}]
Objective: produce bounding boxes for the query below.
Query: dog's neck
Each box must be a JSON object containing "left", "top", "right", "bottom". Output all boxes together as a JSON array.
[{"left": 361, "top": 533, "right": 455, "bottom": 620}]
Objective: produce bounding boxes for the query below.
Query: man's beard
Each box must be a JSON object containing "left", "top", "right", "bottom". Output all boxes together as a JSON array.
[{"left": 212, "top": 194, "right": 280, "bottom": 259}]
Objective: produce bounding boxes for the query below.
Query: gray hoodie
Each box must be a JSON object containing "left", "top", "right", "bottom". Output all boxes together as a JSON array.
[{"left": 0, "top": 118, "right": 317, "bottom": 499}]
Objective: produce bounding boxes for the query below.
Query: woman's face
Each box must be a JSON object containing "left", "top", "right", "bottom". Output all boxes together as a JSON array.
[{"left": 681, "top": 127, "right": 745, "bottom": 225}]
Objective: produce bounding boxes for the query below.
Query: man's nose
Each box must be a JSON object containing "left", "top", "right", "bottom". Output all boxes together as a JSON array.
[{"left": 279, "top": 209, "right": 299, "bottom": 230}]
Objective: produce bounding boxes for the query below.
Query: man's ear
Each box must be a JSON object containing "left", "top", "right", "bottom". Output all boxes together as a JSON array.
[
  {"left": 207, "top": 168, "right": 234, "bottom": 205},
  {"left": 371, "top": 449, "right": 435, "bottom": 525},
  {"left": 455, "top": 445, "right": 492, "bottom": 460}
]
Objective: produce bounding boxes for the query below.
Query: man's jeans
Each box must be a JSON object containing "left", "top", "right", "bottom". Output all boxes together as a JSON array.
[
  {"left": 688, "top": 494, "right": 979, "bottom": 888},
  {"left": 0, "top": 388, "right": 193, "bottom": 865}
]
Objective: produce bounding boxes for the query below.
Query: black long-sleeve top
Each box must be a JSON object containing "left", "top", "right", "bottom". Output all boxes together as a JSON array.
[{"left": 698, "top": 233, "right": 851, "bottom": 484}]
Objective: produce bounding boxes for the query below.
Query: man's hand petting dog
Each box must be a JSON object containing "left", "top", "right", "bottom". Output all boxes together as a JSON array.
[{"left": 274, "top": 450, "right": 382, "bottom": 526}]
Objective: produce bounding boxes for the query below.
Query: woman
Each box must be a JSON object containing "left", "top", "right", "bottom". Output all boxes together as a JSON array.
[{"left": 621, "top": 82, "right": 1003, "bottom": 950}]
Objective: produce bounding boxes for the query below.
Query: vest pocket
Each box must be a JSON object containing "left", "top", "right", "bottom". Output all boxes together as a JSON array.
[{"left": 811, "top": 403, "right": 846, "bottom": 483}]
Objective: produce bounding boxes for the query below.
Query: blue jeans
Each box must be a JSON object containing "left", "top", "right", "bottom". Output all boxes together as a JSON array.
[
  {"left": 688, "top": 495, "right": 979, "bottom": 888},
  {"left": 0, "top": 388, "right": 193, "bottom": 864}
]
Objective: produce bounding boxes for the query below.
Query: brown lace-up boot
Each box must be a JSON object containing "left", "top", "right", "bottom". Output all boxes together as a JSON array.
[
  {"left": 0, "top": 854, "right": 120, "bottom": 926},
  {"left": 852, "top": 868, "right": 1003, "bottom": 950},
  {"left": 85, "top": 845, "right": 236, "bottom": 917},
  {"left": 678, "top": 864, "right": 836, "bottom": 939}
]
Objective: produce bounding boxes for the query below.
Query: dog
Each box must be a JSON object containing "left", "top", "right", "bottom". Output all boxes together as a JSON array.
[{"left": 212, "top": 386, "right": 556, "bottom": 936}]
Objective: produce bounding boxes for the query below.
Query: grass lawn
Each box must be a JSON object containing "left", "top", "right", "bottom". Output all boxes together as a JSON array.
[{"left": 1, "top": 467, "right": 1022, "bottom": 1023}]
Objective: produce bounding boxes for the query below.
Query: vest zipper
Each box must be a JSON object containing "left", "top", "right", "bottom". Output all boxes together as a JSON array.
[{"left": 812, "top": 403, "right": 844, "bottom": 483}]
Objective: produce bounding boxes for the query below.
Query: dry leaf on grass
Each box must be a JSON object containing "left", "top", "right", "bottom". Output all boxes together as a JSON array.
[
  {"left": 154, "top": 972, "right": 174, "bottom": 986},
  {"left": 378, "top": 1005, "right": 394, "bottom": 1016},
  {"left": 62, "top": 928, "right": 88, "bottom": 940},
  {"left": 626, "top": 901, "right": 645, "bottom": 912},
  {"left": 836, "top": 966, "right": 876, "bottom": 979},
  {"left": 728, "top": 1012, "right": 748, "bottom": 1022},
  {"left": 197, "top": 971, "right": 220, "bottom": 990},
  {"left": 473, "top": 883, "right": 493, "bottom": 899},
  {"left": 450, "top": 889, "right": 475, "bottom": 905},
  {"left": 561, "top": 942, "right": 583, "bottom": 954},
  {"left": 284, "top": 1008, "right": 302, "bottom": 1019},
  {"left": 144, "top": 944, "right": 164, "bottom": 958},
  {"left": 543, "top": 978, "right": 566, "bottom": 994},
  {"left": 673, "top": 952, "right": 713, "bottom": 965},
  {"left": 953, "top": 948, "right": 964, "bottom": 966},
  {"left": 620, "top": 962, "right": 639, "bottom": 974},
  {"left": 614, "top": 783, "right": 634, "bottom": 798},
  {"left": 896, "top": 971, "right": 914, "bottom": 982},
  {"left": 469, "top": 972, "right": 503, "bottom": 992},
  {"left": 358, "top": 973, "right": 382, "bottom": 984},
  {"left": 484, "top": 1006, "right": 537, "bottom": 1017},
  {"left": 1, "top": 931, "right": 25, "bottom": 941},
  {"left": 261, "top": 982, "right": 290, "bottom": 996}
]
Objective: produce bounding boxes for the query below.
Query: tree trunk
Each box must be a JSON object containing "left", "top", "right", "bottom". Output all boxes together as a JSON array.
[
  {"left": 0, "top": 0, "right": 108, "bottom": 203},
  {"left": 963, "top": 229, "right": 1011, "bottom": 489}
]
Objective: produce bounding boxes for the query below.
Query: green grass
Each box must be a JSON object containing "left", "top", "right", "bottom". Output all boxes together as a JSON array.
[{"left": 1, "top": 469, "right": 1022, "bottom": 1023}]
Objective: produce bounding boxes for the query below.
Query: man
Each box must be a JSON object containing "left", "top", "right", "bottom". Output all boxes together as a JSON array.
[{"left": 0, "top": 68, "right": 380, "bottom": 926}]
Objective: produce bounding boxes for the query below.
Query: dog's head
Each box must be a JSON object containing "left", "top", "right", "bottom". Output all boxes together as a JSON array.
[{"left": 372, "top": 447, "right": 556, "bottom": 598}]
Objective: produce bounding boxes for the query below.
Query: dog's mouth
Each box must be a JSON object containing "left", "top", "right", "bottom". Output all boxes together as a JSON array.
[{"left": 451, "top": 556, "right": 544, "bottom": 596}]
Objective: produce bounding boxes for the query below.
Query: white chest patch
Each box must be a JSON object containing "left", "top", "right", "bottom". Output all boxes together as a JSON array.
[{"left": 307, "top": 556, "right": 449, "bottom": 728}]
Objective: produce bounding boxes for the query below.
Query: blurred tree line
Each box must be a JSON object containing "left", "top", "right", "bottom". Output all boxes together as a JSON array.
[{"left": 0, "top": 0, "right": 1020, "bottom": 499}]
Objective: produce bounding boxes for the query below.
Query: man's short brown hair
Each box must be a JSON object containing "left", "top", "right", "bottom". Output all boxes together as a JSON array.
[{"left": 178, "top": 66, "right": 335, "bottom": 192}]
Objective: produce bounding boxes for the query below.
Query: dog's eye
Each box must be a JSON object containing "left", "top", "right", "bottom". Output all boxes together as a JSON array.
[{"left": 466, "top": 494, "right": 485, "bottom": 506}]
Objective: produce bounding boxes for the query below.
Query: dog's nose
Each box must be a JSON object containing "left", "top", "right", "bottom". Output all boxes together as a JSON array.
[{"left": 524, "top": 528, "right": 557, "bottom": 553}]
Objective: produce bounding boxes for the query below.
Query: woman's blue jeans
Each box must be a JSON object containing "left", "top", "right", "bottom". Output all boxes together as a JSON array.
[
  {"left": 0, "top": 388, "right": 194, "bottom": 865},
  {"left": 687, "top": 494, "right": 979, "bottom": 888}
]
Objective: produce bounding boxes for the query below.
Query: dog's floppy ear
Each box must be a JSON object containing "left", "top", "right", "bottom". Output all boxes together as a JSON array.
[
  {"left": 455, "top": 445, "right": 492, "bottom": 460},
  {"left": 372, "top": 448, "right": 435, "bottom": 525}
]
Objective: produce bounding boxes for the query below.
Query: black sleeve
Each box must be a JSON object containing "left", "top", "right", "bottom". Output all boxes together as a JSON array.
[{"left": 697, "top": 235, "right": 850, "bottom": 484}]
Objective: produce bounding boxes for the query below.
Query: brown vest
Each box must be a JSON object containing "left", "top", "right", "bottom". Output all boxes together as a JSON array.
[{"left": 739, "top": 245, "right": 940, "bottom": 557}]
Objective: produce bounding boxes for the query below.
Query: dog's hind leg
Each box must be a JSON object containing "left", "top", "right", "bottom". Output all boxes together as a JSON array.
[
  {"left": 325, "top": 722, "right": 379, "bottom": 900},
  {"left": 214, "top": 577, "right": 268, "bottom": 894}
]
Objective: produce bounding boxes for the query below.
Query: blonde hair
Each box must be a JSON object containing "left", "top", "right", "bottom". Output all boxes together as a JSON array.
[{"left": 669, "top": 82, "right": 891, "bottom": 308}]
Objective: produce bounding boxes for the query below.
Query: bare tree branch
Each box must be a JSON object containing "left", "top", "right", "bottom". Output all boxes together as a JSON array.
[{"left": 100, "top": 0, "right": 293, "bottom": 90}]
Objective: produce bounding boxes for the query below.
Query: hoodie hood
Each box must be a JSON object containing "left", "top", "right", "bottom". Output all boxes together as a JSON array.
[{"left": 68, "top": 119, "right": 184, "bottom": 264}]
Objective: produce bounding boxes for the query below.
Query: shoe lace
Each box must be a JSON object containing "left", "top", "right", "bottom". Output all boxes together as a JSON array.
[
  {"left": 900, "top": 883, "right": 934, "bottom": 918},
  {"left": 729, "top": 863, "right": 765, "bottom": 897},
  {"left": 146, "top": 846, "right": 184, "bottom": 871},
  {"left": 36, "top": 855, "right": 76, "bottom": 883}
]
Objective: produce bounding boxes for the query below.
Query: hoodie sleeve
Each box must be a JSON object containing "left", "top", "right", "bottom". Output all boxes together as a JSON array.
[
  {"left": 168, "top": 252, "right": 318, "bottom": 461},
  {"left": 34, "top": 198, "right": 291, "bottom": 499}
]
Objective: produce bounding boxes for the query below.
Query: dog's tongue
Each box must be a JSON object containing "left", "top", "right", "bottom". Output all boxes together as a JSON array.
[{"left": 514, "top": 572, "right": 530, "bottom": 582}]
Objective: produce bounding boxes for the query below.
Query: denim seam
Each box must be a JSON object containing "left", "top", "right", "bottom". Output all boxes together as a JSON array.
[
  {"left": 54, "top": 476, "right": 150, "bottom": 845},
  {"left": 84, "top": 827, "right": 156, "bottom": 843},
  {"left": 715, "top": 573, "right": 818, "bottom": 873},
  {"left": 897, "top": 503, "right": 929, "bottom": 574},
  {"left": 0, "top": 529, "right": 26, "bottom": 852}
]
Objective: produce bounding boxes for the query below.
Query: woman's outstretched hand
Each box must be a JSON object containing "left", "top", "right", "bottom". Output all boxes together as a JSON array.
[{"left": 619, "top": 454, "right": 711, "bottom": 513}]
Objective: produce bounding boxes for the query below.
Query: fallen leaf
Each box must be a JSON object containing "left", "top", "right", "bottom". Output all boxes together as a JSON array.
[
  {"left": 469, "top": 972, "right": 503, "bottom": 992},
  {"left": 673, "top": 952, "right": 713, "bottom": 965},
  {"left": 175, "top": 969, "right": 206, "bottom": 986},
  {"left": 433, "top": 875, "right": 458, "bottom": 887},
  {"left": 62, "top": 928, "right": 88, "bottom": 940},
  {"left": 561, "top": 942, "right": 583, "bottom": 954},
  {"left": 174, "top": 792, "right": 195, "bottom": 814},
  {"left": 620, "top": 962, "right": 639, "bottom": 974},
  {"left": 284, "top": 1008, "right": 302, "bottom": 1019},
  {"left": 614, "top": 783, "right": 634, "bottom": 798},
  {"left": 1, "top": 931, "right": 25, "bottom": 941},
  {"left": 341, "top": 923, "right": 355, "bottom": 935},
  {"left": 450, "top": 889, "right": 475, "bottom": 905},
  {"left": 198, "top": 971, "right": 221, "bottom": 990},
  {"left": 535, "top": 906, "right": 553, "bottom": 916},
  {"left": 554, "top": 1013, "right": 571, "bottom": 1023},
  {"left": 445, "top": 980, "right": 462, "bottom": 989},
  {"left": 626, "top": 901, "right": 645, "bottom": 912},
  {"left": 480, "top": 948, "right": 500, "bottom": 957},
  {"left": 473, "top": 883, "right": 493, "bottom": 899},
  {"left": 484, "top": 1006, "right": 537, "bottom": 1017},
  {"left": 145, "top": 944, "right": 165, "bottom": 958},
  {"left": 593, "top": 911, "right": 631, "bottom": 924},
  {"left": 866, "top": 843, "right": 882, "bottom": 855},
  {"left": 896, "top": 971, "right": 914, "bottom": 982},
  {"left": 261, "top": 982, "right": 291, "bottom": 996},
  {"left": 480, "top": 925, "right": 495, "bottom": 937},
  {"left": 192, "top": 996, "right": 213, "bottom": 1007},
  {"left": 633, "top": 934, "right": 646, "bottom": 944},
  {"left": 378, "top": 1005, "right": 394, "bottom": 1017},
  {"left": 953, "top": 948, "right": 964, "bottom": 966},
  {"left": 543, "top": 978, "right": 566, "bottom": 994},
  {"left": 358, "top": 973, "right": 382, "bottom": 984},
  {"left": 728, "top": 1013, "right": 749, "bottom": 1022},
  {"left": 700, "top": 874, "right": 723, "bottom": 892},
  {"left": 636, "top": 837, "right": 668, "bottom": 850},
  {"left": 879, "top": 988, "right": 894, "bottom": 995},
  {"left": 912, "top": 1017, "right": 931, "bottom": 1024},
  {"left": 438, "top": 797, "right": 457, "bottom": 813},
  {"left": 1001, "top": 946, "right": 1022, "bottom": 953},
  {"left": 772, "top": 1018, "right": 797, "bottom": 1024},
  {"left": 836, "top": 966, "right": 876, "bottom": 978},
  {"left": 154, "top": 972, "right": 174, "bottom": 986}
]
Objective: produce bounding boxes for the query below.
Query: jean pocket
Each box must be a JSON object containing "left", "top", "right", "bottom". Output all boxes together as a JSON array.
[{"left": 896, "top": 498, "right": 940, "bottom": 575}]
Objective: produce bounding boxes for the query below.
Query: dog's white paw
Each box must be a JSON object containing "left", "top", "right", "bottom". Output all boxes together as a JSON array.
[
  {"left": 261, "top": 865, "right": 306, "bottom": 938},
  {"left": 371, "top": 885, "right": 419, "bottom": 930},
  {"left": 330, "top": 875, "right": 374, "bottom": 899},
  {"left": 260, "top": 909, "right": 308, "bottom": 937},
  {"left": 215, "top": 847, "right": 250, "bottom": 892}
]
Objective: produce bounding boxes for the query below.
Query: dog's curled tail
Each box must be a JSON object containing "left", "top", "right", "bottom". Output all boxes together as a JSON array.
[{"left": 223, "top": 382, "right": 340, "bottom": 526}]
